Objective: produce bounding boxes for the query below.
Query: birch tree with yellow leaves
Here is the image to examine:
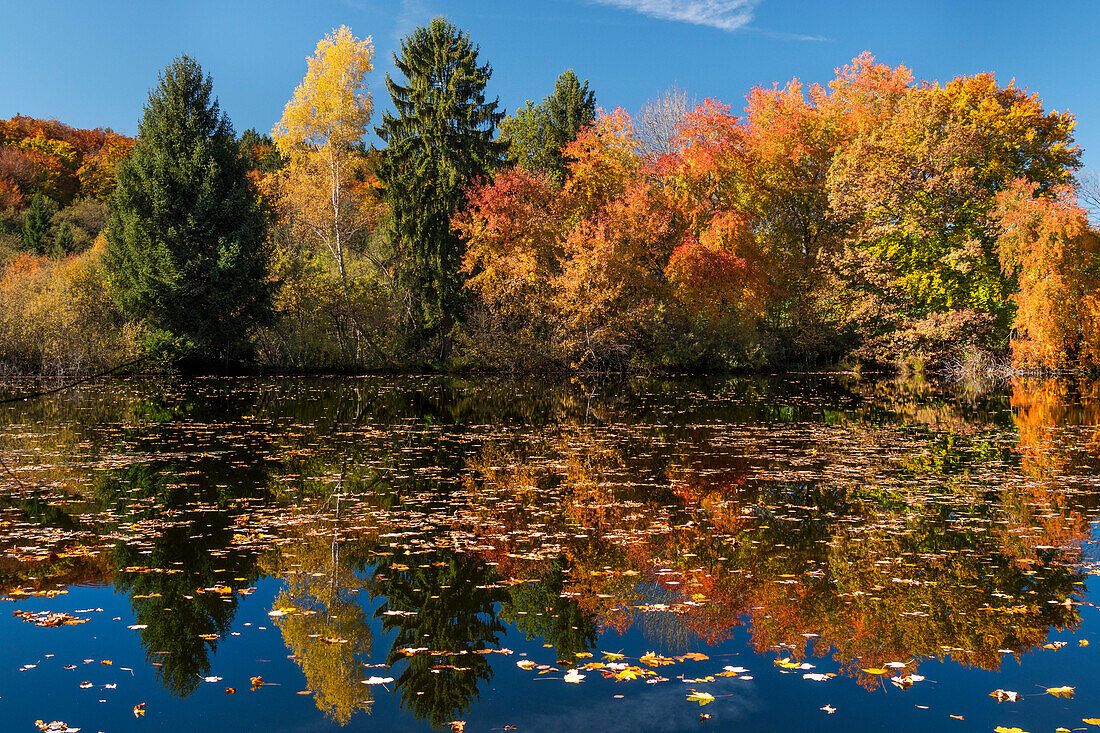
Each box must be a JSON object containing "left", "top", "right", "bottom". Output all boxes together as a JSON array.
[{"left": 273, "top": 26, "right": 379, "bottom": 289}]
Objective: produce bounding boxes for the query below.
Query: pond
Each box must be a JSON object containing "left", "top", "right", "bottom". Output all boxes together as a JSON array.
[{"left": 1, "top": 374, "right": 1100, "bottom": 732}]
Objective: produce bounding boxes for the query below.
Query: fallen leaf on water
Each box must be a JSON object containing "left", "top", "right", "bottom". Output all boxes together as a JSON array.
[
  {"left": 699, "top": 713, "right": 712, "bottom": 721},
  {"left": 862, "top": 668, "right": 887, "bottom": 675},
  {"left": 563, "top": 670, "right": 585, "bottom": 684},
  {"left": 448, "top": 722, "right": 465, "bottom": 733},
  {"left": 516, "top": 660, "right": 535, "bottom": 670},
  {"left": 993, "top": 727, "right": 1028, "bottom": 733},
  {"left": 990, "top": 689, "right": 1020, "bottom": 702},
  {"left": 686, "top": 690, "right": 715, "bottom": 706},
  {"left": 1046, "top": 686, "right": 1075, "bottom": 699},
  {"left": 133, "top": 702, "right": 146, "bottom": 718},
  {"left": 640, "top": 652, "right": 676, "bottom": 667},
  {"left": 602, "top": 652, "right": 625, "bottom": 662},
  {"left": 1084, "top": 719, "right": 1100, "bottom": 726},
  {"left": 821, "top": 705, "right": 836, "bottom": 714},
  {"left": 250, "top": 676, "right": 264, "bottom": 691},
  {"left": 949, "top": 715, "right": 963, "bottom": 720},
  {"left": 362, "top": 677, "right": 395, "bottom": 685},
  {"left": 225, "top": 687, "right": 236, "bottom": 695}
]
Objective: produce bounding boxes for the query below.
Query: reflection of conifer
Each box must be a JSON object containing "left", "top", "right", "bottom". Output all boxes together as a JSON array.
[{"left": 372, "top": 551, "right": 506, "bottom": 728}]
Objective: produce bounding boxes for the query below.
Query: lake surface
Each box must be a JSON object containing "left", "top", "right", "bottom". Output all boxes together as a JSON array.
[{"left": 2, "top": 374, "right": 1100, "bottom": 732}]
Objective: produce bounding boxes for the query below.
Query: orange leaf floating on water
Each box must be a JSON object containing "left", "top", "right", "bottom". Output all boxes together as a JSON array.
[
  {"left": 448, "top": 722, "right": 465, "bottom": 733},
  {"left": 225, "top": 687, "right": 236, "bottom": 695},
  {"left": 676, "top": 653, "right": 709, "bottom": 662},
  {"left": 949, "top": 715, "right": 963, "bottom": 720},
  {"left": 133, "top": 702, "right": 146, "bottom": 718},
  {"left": 250, "top": 676, "right": 264, "bottom": 691},
  {"left": 1046, "top": 686, "right": 1075, "bottom": 698}
]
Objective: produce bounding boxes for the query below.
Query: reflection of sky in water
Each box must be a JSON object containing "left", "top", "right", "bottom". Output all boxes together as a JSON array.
[{"left": 0, "top": 375, "right": 1099, "bottom": 731}]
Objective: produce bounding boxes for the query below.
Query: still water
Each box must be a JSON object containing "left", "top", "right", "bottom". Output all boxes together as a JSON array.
[{"left": 1, "top": 375, "right": 1099, "bottom": 732}]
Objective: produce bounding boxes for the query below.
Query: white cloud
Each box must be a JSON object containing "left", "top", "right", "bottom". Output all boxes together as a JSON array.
[{"left": 590, "top": 0, "right": 761, "bottom": 31}]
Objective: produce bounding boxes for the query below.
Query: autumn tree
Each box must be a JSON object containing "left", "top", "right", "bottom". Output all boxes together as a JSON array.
[
  {"left": 827, "top": 62, "right": 1080, "bottom": 363},
  {"left": 995, "top": 178, "right": 1100, "bottom": 368},
  {"left": 377, "top": 17, "right": 504, "bottom": 354},
  {"left": 274, "top": 26, "right": 377, "bottom": 288},
  {"left": 105, "top": 55, "right": 272, "bottom": 363}
]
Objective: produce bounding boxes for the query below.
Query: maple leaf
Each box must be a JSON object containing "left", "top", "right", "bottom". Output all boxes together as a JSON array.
[{"left": 686, "top": 690, "right": 715, "bottom": 706}]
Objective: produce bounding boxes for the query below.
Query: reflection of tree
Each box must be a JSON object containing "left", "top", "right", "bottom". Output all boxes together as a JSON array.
[
  {"left": 460, "top": 400, "right": 1096, "bottom": 687},
  {"left": 264, "top": 522, "right": 375, "bottom": 725},
  {"left": 500, "top": 562, "right": 597, "bottom": 659},
  {"left": 372, "top": 551, "right": 506, "bottom": 729},
  {"left": 100, "top": 465, "right": 260, "bottom": 698}
]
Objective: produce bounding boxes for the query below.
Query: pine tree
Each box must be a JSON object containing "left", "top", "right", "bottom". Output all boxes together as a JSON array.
[
  {"left": 22, "top": 193, "right": 56, "bottom": 253},
  {"left": 105, "top": 55, "right": 272, "bottom": 363},
  {"left": 376, "top": 17, "right": 504, "bottom": 354}
]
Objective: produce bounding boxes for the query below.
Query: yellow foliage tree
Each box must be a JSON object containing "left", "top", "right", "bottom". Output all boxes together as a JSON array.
[{"left": 273, "top": 26, "right": 377, "bottom": 287}]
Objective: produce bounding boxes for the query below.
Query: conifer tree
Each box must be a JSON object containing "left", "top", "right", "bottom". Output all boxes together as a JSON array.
[
  {"left": 545, "top": 70, "right": 596, "bottom": 162},
  {"left": 376, "top": 17, "right": 504, "bottom": 353},
  {"left": 22, "top": 193, "right": 56, "bottom": 253},
  {"left": 105, "top": 55, "right": 271, "bottom": 363},
  {"left": 53, "top": 220, "right": 74, "bottom": 257}
]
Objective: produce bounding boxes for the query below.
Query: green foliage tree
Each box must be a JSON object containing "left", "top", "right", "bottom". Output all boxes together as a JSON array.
[
  {"left": 105, "top": 55, "right": 272, "bottom": 363},
  {"left": 22, "top": 193, "right": 56, "bottom": 253},
  {"left": 376, "top": 17, "right": 504, "bottom": 354}
]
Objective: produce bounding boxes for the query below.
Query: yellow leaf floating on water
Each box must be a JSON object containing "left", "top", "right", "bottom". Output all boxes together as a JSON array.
[
  {"left": 1084, "top": 719, "right": 1100, "bottom": 726},
  {"left": 1046, "top": 686, "right": 1075, "bottom": 699},
  {"left": 993, "top": 727, "right": 1029, "bottom": 733},
  {"left": 602, "top": 651, "right": 625, "bottom": 662},
  {"left": 640, "top": 651, "right": 676, "bottom": 667},
  {"left": 686, "top": 690, "right": 715, "bottom": 706},
  {"left": 863, "top": 668, "right": 887, "bottom": 675},
  {"left": 949, "top": 715, "right": 964, "bottom": 720},
  {"left": 516, "top": 660, "right": 535, "bottom": 670},
  {"left": 1081, "top": 640, "right": 1090, "bottom": 647}
]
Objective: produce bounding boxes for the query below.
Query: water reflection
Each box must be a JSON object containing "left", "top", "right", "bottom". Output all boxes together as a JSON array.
[{"left": 1, "top": 375, "right": 1099, "bottom": 729}]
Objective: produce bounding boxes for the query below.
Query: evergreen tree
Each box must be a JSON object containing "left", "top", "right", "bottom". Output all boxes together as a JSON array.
[
  {"left": 22, "top": 193, "right": 56, "bottom": 253},
  {"left": 105, "top": 55, "right": 272, "bottom": 363},
  {"left": 376, "top": 17, "right": 504, "bottom": 354},
  {"left": 499, "top": 70, "right": 596, "bottom": 180},
  {"left": 53, "top": 220, "right": 74, "bottom": 257},
  {"left": 545, "top": 69, "right": 596, "bottom": 167}
]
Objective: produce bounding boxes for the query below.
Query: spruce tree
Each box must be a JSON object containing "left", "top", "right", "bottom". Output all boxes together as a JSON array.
[
  {"left": 499, "top": 70, "right": 596, "bottom": 180},
  {"left": 545, "top": 69, "right": 596, "bottom": 168},
  {"left": 22, "top": 193, "right": 56, "bottom": 253},
  {"left": 376, "top": 17, "right": 504, "bottom": 353},
  {"left": 105, "top": 55, "right": 271, "bottom": 363},
  {"left": 53, "top": 220, "right": 74, "bottom": 257}
]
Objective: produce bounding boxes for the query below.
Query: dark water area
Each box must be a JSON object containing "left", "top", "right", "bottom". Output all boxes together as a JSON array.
[{"left": 2, "top": 374, "right": 1100, "bottom": 732}]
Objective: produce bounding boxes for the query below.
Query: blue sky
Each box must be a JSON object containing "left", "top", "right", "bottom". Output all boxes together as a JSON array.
[{"left": 3, "top": 0, "right": 1099, "bottom": 169}]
